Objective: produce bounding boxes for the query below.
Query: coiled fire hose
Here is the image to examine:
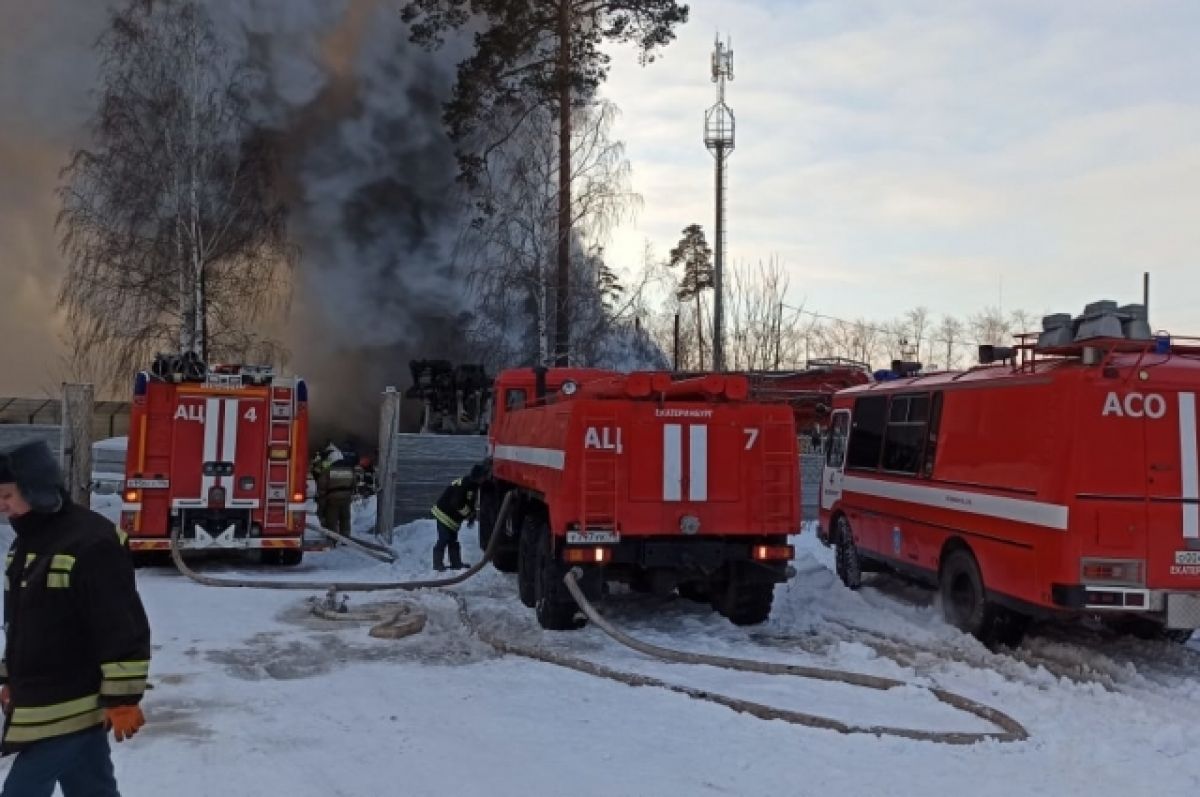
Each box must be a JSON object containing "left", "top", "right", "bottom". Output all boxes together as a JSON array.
[{"left": 169, "top": 494, "right": 1028, "bottom": 743}]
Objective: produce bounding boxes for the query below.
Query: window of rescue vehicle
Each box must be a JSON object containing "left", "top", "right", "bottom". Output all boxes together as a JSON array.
[
  {"left": 847, "top": 392, "right": 942, "bottom": 477},
  {"left": 826, "top": 411, "right": 850, "bottom": 468},
  {"left": 505, "top": 388, "right": 527, "bottom": 410}
]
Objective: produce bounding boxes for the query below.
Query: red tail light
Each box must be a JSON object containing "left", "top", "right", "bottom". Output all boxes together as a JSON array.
[
  {"left": 564, "top": 547, "right": 612, "bottom": 564},
  {"left": 752, "top": 545, "right": 794, "bottom": 562}
]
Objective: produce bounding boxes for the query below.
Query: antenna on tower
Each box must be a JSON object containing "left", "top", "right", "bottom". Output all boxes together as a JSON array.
[{"left": 705, "top": 34, "right": 735, "bottom": 372}]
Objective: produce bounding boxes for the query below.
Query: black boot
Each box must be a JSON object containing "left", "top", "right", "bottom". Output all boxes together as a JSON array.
[
  {"left": 448, "top": 541, "right": 469, "bottom": 570},
  {"left": 433, "top": 544, "right": 447, "bottom": 572}
]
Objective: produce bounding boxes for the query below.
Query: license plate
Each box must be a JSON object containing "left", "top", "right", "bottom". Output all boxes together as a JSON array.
[
  {"left": 1175, "top": 551, "right": 1200, "bottom": 565},
  {"left": 126, "top": 479, "right": 169, "bottom": 489},
  {"left": 567, "top": 530, "right": 619, "bottom": 544}
]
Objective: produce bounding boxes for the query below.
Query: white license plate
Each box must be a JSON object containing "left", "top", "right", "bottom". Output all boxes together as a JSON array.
[
  {"left": 567, "top": 530, "right": 619, "bottom": 544},
  {"left": 1175, "top": 551, "right": 1200, "bottom": 565},
  {"left": 126, "top": 479, "right": 169, "bottom": 489}
]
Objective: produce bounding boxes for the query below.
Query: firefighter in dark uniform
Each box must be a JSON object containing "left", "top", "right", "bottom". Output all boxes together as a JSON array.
[
  {"left": 354, "top": 456, "right": 377, "bottom": 499},
  {"left": 315, "top": 444, "right": 356, "bottom": 538},
  {"left": 0, "top": 441, "right": 151, "bottom": 796},
  {"left": 430, "top": 465, "right": 484, "bottom": 571}
]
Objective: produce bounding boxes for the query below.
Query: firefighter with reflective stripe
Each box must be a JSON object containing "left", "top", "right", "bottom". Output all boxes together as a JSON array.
[
  {"left": 430, "top": 465, "right": 484, "bottom": 571},
  {"left": 0, "top": 441, "right": 151, "bottom": 796},
  {"left": 314, "top": 443, "right": 355, "bottom": 539}
]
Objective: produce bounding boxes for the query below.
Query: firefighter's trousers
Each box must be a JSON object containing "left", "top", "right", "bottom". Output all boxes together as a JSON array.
[
  {"left": 1, "top": 726, "right": 118, "bottom": 797},
  {"left": 433, "top": 520, "right": 464, "bottom": 569},
  {"left": 321, "top": 492, "right": 353, "bottom": 537}
]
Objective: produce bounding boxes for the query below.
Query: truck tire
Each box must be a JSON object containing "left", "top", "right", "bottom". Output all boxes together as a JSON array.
[
  {"left": 278, "top": 548, "right": 303, "bottom": 566},
  {"left": 939, "top": 548, "right": 1027, "bottom": 647},
  {"left": 478, "top": 486, "right": 519, "bottom": 573},
  {"left": 833, "top": 515, "right": 862, "bottom": 590},
  {"left": 534, "top": 526, "right": 584, "bottom": 631},
  {"left": 261, "top": 548, "right": 303, "bottom": 566},
  {"left": 517, "top": 513, "right": 541, "bottom": 608},
  {"left": 677, "top": 582, "right": 710, "bottom": 603},
  {"left": 715, "top": 574, "right": 775, "bottom": 626}
]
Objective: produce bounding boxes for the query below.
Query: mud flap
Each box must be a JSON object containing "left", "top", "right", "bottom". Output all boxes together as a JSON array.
[{"left": 193, "top": 524, "right": 238, "bottom": 549}]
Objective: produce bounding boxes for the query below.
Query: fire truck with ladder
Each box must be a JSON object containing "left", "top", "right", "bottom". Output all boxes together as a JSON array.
[
  {"left": 477, "top": 367, "right": 800, "bottom": 630},
  {"left": 819, "top": 301, "right": 1200, "bottom": 645},
  {"left": 119, "top": 354, "right": 311, "bottom": 565}
]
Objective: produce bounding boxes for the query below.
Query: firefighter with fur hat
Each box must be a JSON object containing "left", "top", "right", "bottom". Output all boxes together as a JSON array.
[{"left": 0, "top": 441, "right": 151, "bottom": 796}]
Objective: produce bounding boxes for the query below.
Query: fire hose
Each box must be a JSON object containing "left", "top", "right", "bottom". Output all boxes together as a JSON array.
[{"left": 169, "top": 493, "right": 1029, "bottom": 743}]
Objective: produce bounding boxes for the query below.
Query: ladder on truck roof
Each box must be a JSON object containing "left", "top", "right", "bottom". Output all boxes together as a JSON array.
[{"left": 264, "top": 386, "right": 294, "bottom": 530}]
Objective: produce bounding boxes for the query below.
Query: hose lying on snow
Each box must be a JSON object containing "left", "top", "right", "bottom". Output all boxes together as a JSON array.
[
  {"left": 171, "top": 494, "right": 1027, "bottom": 744},
  {"left": 554, "top": 568, "right": 1028, "bottom": 745},
  {"left": 168, "top": 492, "right": 515, "bottom": 592},
  {"left": 317, "top": 527, "right": 397, "bottom": 564}
]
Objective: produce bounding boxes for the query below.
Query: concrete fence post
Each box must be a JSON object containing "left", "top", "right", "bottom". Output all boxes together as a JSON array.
[
  {"left": 61, "top": 383, "right": 94, "bottom": 506},
  {"left": 376, "top": 386, "right": 401, "bottom": 542}
]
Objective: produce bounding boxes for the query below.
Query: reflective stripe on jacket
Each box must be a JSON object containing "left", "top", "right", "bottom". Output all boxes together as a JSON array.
[{"left": 2, "top": 499, "right": 151, "bottom": 753}]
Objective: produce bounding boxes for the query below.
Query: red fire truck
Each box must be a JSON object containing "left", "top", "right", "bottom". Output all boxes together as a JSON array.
[
  {"left": 119, "top": 357, "right": 311, "bottom": 565},
  {"left": 819, "top": 333, "right": 1200, "bottom": 645},
  {"left": 478, "top": 367, "right": 799, "bottom": 630}
]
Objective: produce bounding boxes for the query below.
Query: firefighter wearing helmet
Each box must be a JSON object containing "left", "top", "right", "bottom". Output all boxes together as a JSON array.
[{"left": 313, "top": 442, "right": 355, "bottom": 539}]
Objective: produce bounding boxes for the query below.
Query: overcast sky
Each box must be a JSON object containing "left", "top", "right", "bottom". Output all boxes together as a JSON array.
[{"left": 601, "top": 0, "right": 1200, "bottom": 333}]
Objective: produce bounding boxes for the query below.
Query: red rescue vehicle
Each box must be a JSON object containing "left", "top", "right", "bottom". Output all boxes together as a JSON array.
[
  {"left": 819, "top": 330, "right": 1200, "bottom": 644},
  {"left": 479, "top": 367, "right": 799, "bottom": 630},
  {"left": 120, "top": 356, "right": 311, "bottom": 565}
]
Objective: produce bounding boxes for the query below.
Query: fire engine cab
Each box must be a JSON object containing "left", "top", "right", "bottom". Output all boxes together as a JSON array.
[
  {"left": 479, "top": 367, "right": 799, "bottom": 630},
  {"left": 820, "top": 301, "right": 1200, "bottom": 644},
  {"left": 120, "top": 354, "right": 310, "bottom": 565}
]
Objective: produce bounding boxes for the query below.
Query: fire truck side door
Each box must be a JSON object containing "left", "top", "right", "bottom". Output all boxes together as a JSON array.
[{"left": 821, "top": 410, "right": 850, "bottom": 512}]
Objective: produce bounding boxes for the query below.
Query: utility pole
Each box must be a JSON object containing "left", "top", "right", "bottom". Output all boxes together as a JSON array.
[{"left": 705, "top": 35, "right": 734, "bottom": 372}]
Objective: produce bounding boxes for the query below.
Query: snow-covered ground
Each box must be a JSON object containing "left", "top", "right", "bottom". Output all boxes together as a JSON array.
[{"left": 4, "top": 513, "right": 1200, "bottom": 796}]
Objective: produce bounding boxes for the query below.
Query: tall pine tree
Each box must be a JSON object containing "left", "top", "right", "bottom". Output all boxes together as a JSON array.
[{"left": 668, "top": 223, "right": 713, "bottom": 369}]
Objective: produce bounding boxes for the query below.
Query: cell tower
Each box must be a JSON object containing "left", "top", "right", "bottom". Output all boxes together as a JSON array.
[{"left": 705, "top": 35, "right": 734, "bottom": 372}]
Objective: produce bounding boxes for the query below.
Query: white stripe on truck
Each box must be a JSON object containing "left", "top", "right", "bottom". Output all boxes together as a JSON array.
[
  {"left": 689, "top": 424, "right": 708, "bottom": 501},
  {"left": 663, "top": 424, "right": 682, "bottom": 501},
  {"left": 1180, "top": 392, "right": 1199, "bottom": 539},
  {"left": 493, "top": 445, "right": 565, "bottom": 470},
  {"left": 842, "top": 475, "right": 1069, "bottom": 530}
]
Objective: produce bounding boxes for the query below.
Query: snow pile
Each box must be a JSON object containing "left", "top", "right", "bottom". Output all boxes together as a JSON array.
[{"left": 2, "top": 514, "right": 1200, "bottom": 794}]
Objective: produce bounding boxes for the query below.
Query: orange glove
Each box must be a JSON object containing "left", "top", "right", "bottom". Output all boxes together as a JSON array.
[
  {"left": 104, "top": 705, "right": 145, "bottom": 742},
  {"left": 0, "top": 685, "right": 9, "bottom": 715}
]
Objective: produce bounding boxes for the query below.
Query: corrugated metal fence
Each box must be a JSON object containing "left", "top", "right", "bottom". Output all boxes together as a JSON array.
[
  {"left": 0, "top": 425, "right": 63, "bottom": 459},
  {"left": 390, "top": 434, "right": 488, "bottom": 525}
]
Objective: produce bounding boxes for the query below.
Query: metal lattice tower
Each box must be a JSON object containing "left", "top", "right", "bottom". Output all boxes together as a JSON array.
[{"left": 705, "top": 35, "right": 734, "bottom": 372}]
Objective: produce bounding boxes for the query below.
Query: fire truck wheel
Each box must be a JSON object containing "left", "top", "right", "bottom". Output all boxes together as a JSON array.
[
  {"left": 262, "top": 549, "right": 304, "bottom": 566},
  {"left": 714, "top": 575, "right": 775, "bottom": 626},
  {"left": 517, "top": 514, "right": 542, "bottom": 608},
  {"left": 534, "top": 526, "right": 585, "bottom": 631},
  {"left": 833, "top": 516, "right": 862, "bottom": 590},
  {"left": 939, "top": 548, "right": 1027, "bottom": 646},
  {"left": 479, "top": 487, "right": 518, "bottom": 573}
]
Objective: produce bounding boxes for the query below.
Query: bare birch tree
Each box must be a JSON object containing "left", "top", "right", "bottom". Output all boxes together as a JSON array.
[
  {"left": 57, "top": 0, "right": 293, "bottom": 388},
  {"left": 932, "top": 315, "right": 966, "bottom": 370},
  {"left": 726, "top": 258, "right": 805, "bottom": 370},
  {"left": 464, "top": 99, "right": 641, "bottom": 367}
]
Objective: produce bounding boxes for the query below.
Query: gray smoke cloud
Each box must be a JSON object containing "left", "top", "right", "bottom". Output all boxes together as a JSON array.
[
  {"left": 213, "top": 0, "right": 477, "bottom": 446},
  {"left": 0, "top": 0, "right": 476, "bottom": 448}
]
